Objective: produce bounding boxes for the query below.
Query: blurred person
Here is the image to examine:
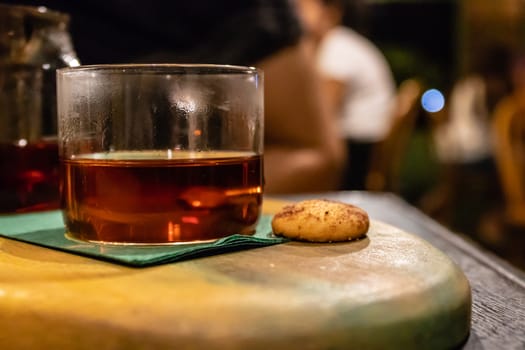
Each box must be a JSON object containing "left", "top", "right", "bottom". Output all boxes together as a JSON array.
[
  {"left": 426, "top": 44, "right": 513, "bottom": 235},
  {"left": 434, "top": 44, "right": 513, "bottom": 166},
  {"left": 295, "top": 0, "right": 397, "bottom": 190},
  {"left": 4, "top": 0, "right": 346, "bottom": 194}
]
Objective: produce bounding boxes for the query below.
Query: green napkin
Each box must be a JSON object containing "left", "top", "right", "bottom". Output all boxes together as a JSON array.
[{"left": 0, "top": 211, "right": 287, "bottom": 267}]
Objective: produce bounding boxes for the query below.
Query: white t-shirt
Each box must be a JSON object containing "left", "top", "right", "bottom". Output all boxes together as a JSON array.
[{"left": 317, "top": 26, "right": 396, "bottom": 142}]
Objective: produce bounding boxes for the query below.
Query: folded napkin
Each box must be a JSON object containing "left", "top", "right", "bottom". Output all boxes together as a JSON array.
[{"left": 0, "top": 211, "right": 287, "bottom": 267}]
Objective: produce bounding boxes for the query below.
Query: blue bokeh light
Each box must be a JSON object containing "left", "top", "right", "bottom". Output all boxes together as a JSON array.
[{"left": 421, "top": 89, "right": 445, "bottom": 113}]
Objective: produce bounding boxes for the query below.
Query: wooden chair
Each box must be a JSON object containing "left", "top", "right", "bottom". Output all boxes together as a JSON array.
[
  {"left": 472, "top": 91, "right": 525, "bottom": 270},
  {"left": 492, "top": 90, "right": 525, "bottom": 227},
  {"left": 365, "top": 78, "right": 423, "bottom": 193}
]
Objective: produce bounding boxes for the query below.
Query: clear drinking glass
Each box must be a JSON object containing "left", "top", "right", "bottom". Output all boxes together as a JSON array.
[
  {"left": 0, "top": 4, "right": 79, "bottom": 213},
  {"left": 56, "top": 64, "right": 264, "bottom": 244}
]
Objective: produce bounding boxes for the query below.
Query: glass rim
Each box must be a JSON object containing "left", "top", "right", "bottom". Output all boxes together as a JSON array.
[{"left": 57, "top": 63, "right": 261, "bottom": 76}]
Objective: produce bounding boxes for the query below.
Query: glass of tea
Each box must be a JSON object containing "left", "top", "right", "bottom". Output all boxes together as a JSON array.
[{"left": 56, "top": 64, "right": 264, "bottom": 244}]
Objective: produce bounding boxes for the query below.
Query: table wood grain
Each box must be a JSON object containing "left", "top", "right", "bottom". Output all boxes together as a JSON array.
[{"left": 275, "top": 192, "right": 525, "bottom": 350}]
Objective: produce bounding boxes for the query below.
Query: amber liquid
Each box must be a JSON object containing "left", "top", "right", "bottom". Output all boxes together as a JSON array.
[
  {"left": 60, "top": 151, "right": 263, "bottom": 244},
  {"left": 0, "top": 140, "right": 60, "bottom": 212}
]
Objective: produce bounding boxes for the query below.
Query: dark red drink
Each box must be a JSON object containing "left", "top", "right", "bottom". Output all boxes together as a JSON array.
[
  {"left": 0, "top": 140, "right": 60, "bottom": 212},
  {"left": 60, "top": 151, "right": 263, "bottom": 244}
]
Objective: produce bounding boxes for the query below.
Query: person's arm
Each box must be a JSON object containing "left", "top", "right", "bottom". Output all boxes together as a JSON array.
[
  {"left": 258, "top": 39, "right": 346, "bottom": 194},
  {"left": 322, "top": 77, "right": 347, "bottom": 119}
]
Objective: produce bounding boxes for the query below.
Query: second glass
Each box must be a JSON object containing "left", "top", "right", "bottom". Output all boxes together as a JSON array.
[{"left": 57, "top": 64, "right": 264, "bottom": 244}]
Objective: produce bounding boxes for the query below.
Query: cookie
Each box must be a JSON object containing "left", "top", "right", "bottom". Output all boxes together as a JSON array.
[{"left": 271, "top": 199, "right": 369, "bottom": 242}]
